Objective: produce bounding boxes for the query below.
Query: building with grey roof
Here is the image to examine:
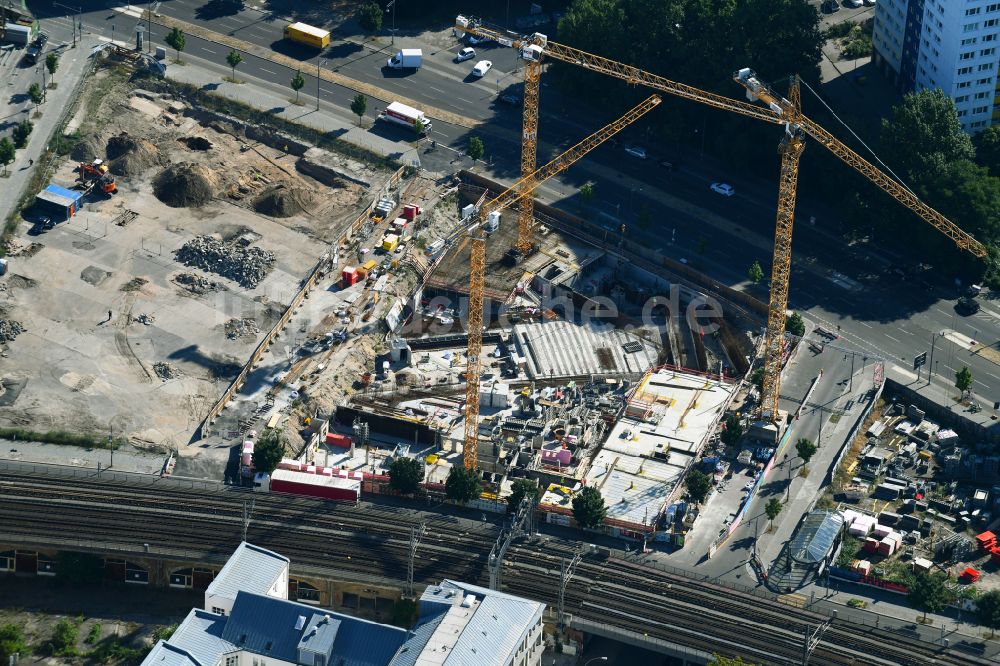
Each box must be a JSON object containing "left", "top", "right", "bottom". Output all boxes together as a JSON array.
[
  {"left": 205, "top": 542, "right": 289, "bottom": 616},
  {"left": 142, "top": 544, "right": 545, "bottom": 666}
]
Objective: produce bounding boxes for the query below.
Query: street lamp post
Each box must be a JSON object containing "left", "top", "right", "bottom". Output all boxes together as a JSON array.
[
  {"left": 928, "top": 330, "right": 943, "bottom": 384},
  {"left": 386, "top": 0, "right": 397, "bottom": 46}
]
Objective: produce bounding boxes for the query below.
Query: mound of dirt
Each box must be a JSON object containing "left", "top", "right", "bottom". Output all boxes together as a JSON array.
[
  {"left": 253, "top": 183, "right": 317, "bottom": 218},
  {"left": 154, "top": 163, "right": 220, "bottom": 208},
  {"left": 106, "top": 132, "right": 161, "bottom": 177},
  {"left": 70, "top": 136, "right": 104, "bottom": 162}
]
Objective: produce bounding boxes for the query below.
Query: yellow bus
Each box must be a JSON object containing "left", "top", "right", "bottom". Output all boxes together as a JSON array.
[{"left": 284, "top": 22, "right": 330, "bottom": 49}]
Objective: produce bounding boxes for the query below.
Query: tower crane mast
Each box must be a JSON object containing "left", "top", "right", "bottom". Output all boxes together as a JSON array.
[
  {"left": 460, "top": 95, "right": 662, "bottom": 468},
  {"left": 454, "top": 15, "right": 987, "bottom": 428}
]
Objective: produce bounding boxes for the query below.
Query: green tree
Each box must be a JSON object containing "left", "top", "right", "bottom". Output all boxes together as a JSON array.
[
  {"left": 507, "top": 478, "right": 541, "bottom": 511},
  {"left": 555, "top": 0, "right": 821, "bottom": 165},
  {"left": 720, "top": 414, "right": 743, "bottom": 449},
  {"left": 580, "top": 182, "right": 594, "bottom": 205},
  {"left": 165, "top": 27, "right": 186, "bottom": 63},
  {"left": 45, "top": 52, "right": 59, "bottom": 78},
  {"left": 388, "top": 456, "right": 424, "bottom": 494},
  {"left": 28, "top": 82, "right": 43, "bottom": 108},
  {"left": 975, "top": 589, "right": 1000, "bottom": 638},
  {"left": 955, "top": 365, "right": 973, "bottom": 397},
  {"left": 290, "top": 70, "right": 305, "bottom": 103},
  {"left": 882, "top": 89, "right": 974, "bottom": 183},
  {"left": 974, "top": 125, "right": 1000, "bottom": 177},
  {"left": 747, "top": 260, "right": 764, "bottom": 284},
  {"left": 412, "top": 117, "right": 426, "bottom": 136},
  {"left": 51, "top": 618, "right": 79, "bottom": 656},
  {"left": 572, "top": 485, "right": 607, "bottom": 528},
  {"left": 795, "top": 437, "right": 818, "bottom": 464},
  {"left": 765, "top": 497, "right": 782, "bottom": 529},
  {"left": 467, "top": 136, "right": 484, "bottom": 161},
  {"left": 785, "top": 312, "right": 805, "bottom": 337},
  {"left": 251, "top": 429, "right": 285, "bottom": 475},
  {"left": 445, "top": 465, "right": 481, "bottom": 503},
  {"left": 358, "top": 2, "right": 383, "bottom": 32},
  {"left": 0, "top": 137, "right": 14, "bottom": 176},
  {"left": 0, "top": 624, "right": 27, "bottom": 664},
  {"left": 55, "top": 551, "right": 104, "bottom": 584},
  {"left": 750, "top": 367, "right": 764, "bottom": 392},
  {"left": 390, "top": 598, "right": 418, "bottom": 629},
  {"left": 908, "top": 572, "right": 954, "bottom": 622},
  {"left": 226, "top": 49, "right": 243, "bottom": 81},
  {"left": 350, "top": 93, "right": 368, "bottom": 126},
  {"left": 685, "top": 468, "right": 712, "bottom": 504}
]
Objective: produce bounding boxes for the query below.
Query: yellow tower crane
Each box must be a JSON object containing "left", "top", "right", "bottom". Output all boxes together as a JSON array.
[
  {"left": 733, "top": 68, "right": 986, "bottom": 421},
  {"left": 453, "top": 16, "right": 987, "bottom": 427},
  {"left": 459, "top": 95, "right": 663, "bottom": 469}
]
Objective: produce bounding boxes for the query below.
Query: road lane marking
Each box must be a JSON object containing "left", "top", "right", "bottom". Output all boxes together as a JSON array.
[
  {"left": 856, "top": 321, "right": 872, "bottom": 328},
  {"left": 884, "top": 334, "right": 901, "bottom": 343},
  {"left": 259, "top": 67, "right": 277, "bottom": 75},
  {"left": 199, "top": 47, "right": 217, "bottom": 54}
]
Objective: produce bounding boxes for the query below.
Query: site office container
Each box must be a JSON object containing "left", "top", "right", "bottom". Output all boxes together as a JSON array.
[
  {"left": 284, "top": 22, "right": 330, "bottom": 49},
  {"left": 326, "top": 433, "right": 352, "bottom": 447},
  {"left": 342, "top": 266, "right": 359, "bottom": 286},
  {"left": 269, "top": 468, "right": 359, "bottom": 502}
]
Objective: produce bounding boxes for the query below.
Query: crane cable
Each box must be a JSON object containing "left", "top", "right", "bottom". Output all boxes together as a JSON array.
[{"left": 798, "top": 78, "right": 917, "bottom": 198}]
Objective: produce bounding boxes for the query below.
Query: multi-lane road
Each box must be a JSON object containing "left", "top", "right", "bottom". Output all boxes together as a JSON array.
[{"left": 24, "top": 0, "right": 1000, "bottom": 405}]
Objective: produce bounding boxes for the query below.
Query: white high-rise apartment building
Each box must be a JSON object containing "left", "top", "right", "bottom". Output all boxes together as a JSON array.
[{"left": 873, "top": 0, "right": 1000, "bottom": 133}]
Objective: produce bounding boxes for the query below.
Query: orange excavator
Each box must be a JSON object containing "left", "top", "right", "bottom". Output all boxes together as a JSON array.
[{"left": 77, "top": 159, "right": 117, "bottom": 195}]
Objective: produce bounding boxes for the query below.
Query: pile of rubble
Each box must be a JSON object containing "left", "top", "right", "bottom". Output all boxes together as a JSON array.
[
  {"left": 225, "top": 318, "right": 261, "bottom": 340},
  {"left": 175, "top": 236, "right": 275, "bottom": 289},
  {"left": 134, "top": 313, "right": 155, "bottom": 325},
  {"left": 121, "top": 277, "right": 149, "bottom": 292},
  {"left": 0, "top": 320, "right": 25, "bottom": 343},
  {"left": 153, "top": 362, "right": 180, "bottom": 381},
  {"left": 175, "top": 272, "right": 225, "bottom": 294}
]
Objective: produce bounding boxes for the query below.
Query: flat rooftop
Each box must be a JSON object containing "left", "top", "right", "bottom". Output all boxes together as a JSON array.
[
  {"left": 561, "top": 368, "right": 738, "bottom": 528},
  {"left": 513, "top": 319, "right": 659, "bottom": 379}
]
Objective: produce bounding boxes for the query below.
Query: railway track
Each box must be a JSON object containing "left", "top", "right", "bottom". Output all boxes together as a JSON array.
[{"left": 0, "top": 469, "right": 992, "bottom": 666}]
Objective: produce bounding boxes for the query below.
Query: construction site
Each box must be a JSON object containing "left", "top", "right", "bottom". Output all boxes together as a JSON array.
[{"left": 0, "top": 12, "right": 990, "bottom": 552}]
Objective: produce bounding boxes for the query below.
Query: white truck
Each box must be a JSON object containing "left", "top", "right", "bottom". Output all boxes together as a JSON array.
[
  {"left": 386, "top": 48, "right": 422, "bottom": 70},
  {"left": 378, "top": 101, "right": 432, "bottom": 133}
]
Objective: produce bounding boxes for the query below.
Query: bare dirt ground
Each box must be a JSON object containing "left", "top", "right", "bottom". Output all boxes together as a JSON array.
[{"left": 0, "top": 69, "right": 379, "bottom": 451}]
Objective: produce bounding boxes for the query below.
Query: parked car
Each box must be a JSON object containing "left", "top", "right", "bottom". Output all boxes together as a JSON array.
[
  {"left": 624, "top": 146, "right": 647, "bottom": 159},
  {"left": 956, "top": 297, "right": 981, "bottom": 315},
  {"left": 845, "top": 0, "right": 863, "bottom": 7},
  {"left": 499, "top": 93, "right": 520, "bottom": 105},
  {"left": 659, "top": 160, "right": 674, "bottom": 171},
  {"left": 455, "top": 47, "right": 476, "bottom": 63},
  {"left": 710, "top": 182, "right": 735, "bottom": 196},
  {"left": 471, "top": 60, "right": 492, "bottom": 77},
  {"left": 467, "top": 34, "right": 489, "bottom": 46},
  {"left": 821, "top": 0, "right": 841, "bottom": 12},
  {"left": 24, "top": 32, "right": 48, "bottom": 64}
]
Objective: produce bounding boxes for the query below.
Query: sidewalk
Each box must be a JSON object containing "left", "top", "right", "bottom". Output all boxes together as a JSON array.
[
  {"left": 157, "top": 52, "right": 421, "bottom": 165},
  {"left": 0, "top": 38, "right": 97, "bottom": 228},
  {"left": 807, "top": 578, "right": 1000, "bottom": 655}
]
